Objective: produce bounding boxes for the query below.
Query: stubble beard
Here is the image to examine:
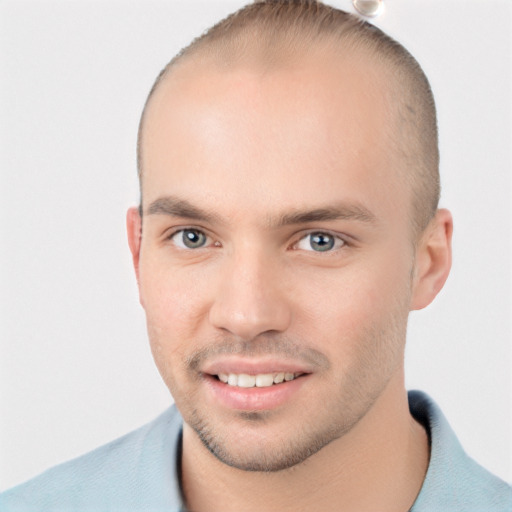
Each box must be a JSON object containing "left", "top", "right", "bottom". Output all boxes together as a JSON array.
[
  {"left": 177, "top": 310, "right": 408, "bottom": 473},
  {"left": 187, "top": 396, "right": 375, "bottom": 472}
]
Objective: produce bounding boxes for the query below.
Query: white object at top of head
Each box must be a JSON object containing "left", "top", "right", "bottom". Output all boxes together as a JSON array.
[{"left": 352, "top": 0, "right": 384, "bottom": 17}]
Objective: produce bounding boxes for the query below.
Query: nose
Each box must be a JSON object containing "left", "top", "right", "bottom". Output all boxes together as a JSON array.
[{"left": 208, "top": 249, "right": 292, "bottom": 340}]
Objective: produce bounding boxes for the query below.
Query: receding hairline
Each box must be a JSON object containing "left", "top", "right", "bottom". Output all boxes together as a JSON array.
[{"left": 137, "top": 1, "right": 440, "bottom": 237}]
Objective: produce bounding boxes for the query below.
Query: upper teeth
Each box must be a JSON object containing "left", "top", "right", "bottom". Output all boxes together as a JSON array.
[{"left": 217, "top": 372, "right": 298, "bottom": 388}]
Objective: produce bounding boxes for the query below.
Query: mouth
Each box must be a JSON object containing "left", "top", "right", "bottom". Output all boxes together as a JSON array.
[
  {"left": 214, "top": 371, "right": 304, "bottom": 388},
  {"left": 201, "top": 365, "right": 310, "bottom": 411}
]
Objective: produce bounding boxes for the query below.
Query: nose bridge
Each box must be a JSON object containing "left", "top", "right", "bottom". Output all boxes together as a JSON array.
[{"left": 208, "top": 243, "right": 291, "bottom": 339}]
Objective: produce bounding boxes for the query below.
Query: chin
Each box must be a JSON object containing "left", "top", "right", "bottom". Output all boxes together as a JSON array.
[{"left": 185, "top": 404, "right": 361, "bottom": 473}]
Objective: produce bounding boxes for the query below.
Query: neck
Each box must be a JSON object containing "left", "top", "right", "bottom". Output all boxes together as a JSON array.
[{"left": 181, "top": 374, "right": 429, "bottom": 512}]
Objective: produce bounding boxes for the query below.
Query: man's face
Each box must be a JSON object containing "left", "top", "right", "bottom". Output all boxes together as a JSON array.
[{"left": 135, "top": 51, "right": 417, "bottom": 471}]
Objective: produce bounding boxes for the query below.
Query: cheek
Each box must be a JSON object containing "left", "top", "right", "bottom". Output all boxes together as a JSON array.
[
  {"left": 294, "top": 253, "right": 413, "bottom": 353},
  {"left": 140, "top": 255, "right": 211, "bottom": 322},
  {"left": 139, "top": 261, "right": 214, "bottom": 367}
]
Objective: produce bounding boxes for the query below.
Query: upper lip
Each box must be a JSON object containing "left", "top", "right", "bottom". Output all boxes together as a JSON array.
[{"left": 201, "top": 357, "right": 314, "bottom": 377}]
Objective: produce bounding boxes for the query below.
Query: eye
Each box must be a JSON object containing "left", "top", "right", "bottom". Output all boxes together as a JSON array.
[
  {"left": 170, "top": 229, "right": 209, "bottom": 249},
  {"left": 295, "top": 232, "right": 345, "bottom": 252}
]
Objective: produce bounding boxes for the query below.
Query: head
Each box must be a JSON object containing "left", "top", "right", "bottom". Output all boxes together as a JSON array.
[
  {"left": 137, "top": 0, "right": 441, "bottom": 237},
  {"left": 127, "top": 0, "right": 452, "bottom": 472}
]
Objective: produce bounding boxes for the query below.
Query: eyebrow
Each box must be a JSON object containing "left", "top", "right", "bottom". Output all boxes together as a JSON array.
[
  {"left": 274, "top": 205, "right": 376, "bottom": 227},
  {"left": 146, "top": 195, "right": 376, "bottom": 227},
  {"left": 146, "top": 196, "right": 223, "bottom": 224}
]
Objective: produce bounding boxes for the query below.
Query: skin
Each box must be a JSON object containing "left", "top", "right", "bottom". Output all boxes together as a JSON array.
[{"left": 127, "top": 47, "right": 452, "bottom": 512}]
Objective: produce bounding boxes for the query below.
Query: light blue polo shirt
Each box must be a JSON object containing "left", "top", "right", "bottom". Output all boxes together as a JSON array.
[{"left": 1, "top": 391, "right": 510, "bottom": 511}]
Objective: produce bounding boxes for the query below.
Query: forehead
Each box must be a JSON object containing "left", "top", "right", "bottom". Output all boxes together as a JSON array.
[{"left": 141, "top": 50, "right": 407, "bottom": 223}]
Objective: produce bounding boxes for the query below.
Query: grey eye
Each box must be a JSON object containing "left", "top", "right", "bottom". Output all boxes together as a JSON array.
[
  {"left": 172, "top": 229, "right": 208, "bottom": 249},
  {"left": 296, "top": 232, "right": 344, "bottom": 252},
  {"left": 309, "top": 233, "right": 335, "bottom": 251}
]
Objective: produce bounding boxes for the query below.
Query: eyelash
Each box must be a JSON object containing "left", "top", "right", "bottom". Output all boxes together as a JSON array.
[
  {"left": 292, "top": 231, "right": 347, "bottom": 253},
  {"left": 166, "top": 228, "right": 349, "bottom": 253},
  {"left": 167, "top": 228, "right": 217, "bottom": 250}
]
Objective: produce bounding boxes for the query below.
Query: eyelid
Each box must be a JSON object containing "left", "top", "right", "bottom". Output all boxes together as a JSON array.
[
  {"left": 166, "top": 226, "right": 217, "bottom": 249},
  {"left": 291, "top": 230, "right": 349, "bottom": 252},
  {"left": 163, "top": 227, "right": 350, "bottom": 251}
]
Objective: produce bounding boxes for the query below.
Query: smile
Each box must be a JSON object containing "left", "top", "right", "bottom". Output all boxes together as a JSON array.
[{"left": 217, "top": 372, "right": 302, "bottom": 388}]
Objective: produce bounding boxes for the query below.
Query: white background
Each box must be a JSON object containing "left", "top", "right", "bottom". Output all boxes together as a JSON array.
[{"left": 0, "top": 0, "right": 510, "bottom": 490}]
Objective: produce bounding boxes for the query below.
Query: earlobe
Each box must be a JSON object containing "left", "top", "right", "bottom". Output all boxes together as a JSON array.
[
  {"left": 410, "top": 209, "right": 453, "bottom": 311},
  {"left": 126, "top": 207, "right": 142, "bottom": 284}
]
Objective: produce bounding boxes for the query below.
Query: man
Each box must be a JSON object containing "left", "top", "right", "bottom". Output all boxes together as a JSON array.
[{"left": 1, "top": 1, "right": 510, "bottom": 511}]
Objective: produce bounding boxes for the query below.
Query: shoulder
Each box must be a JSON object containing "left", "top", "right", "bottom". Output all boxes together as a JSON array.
[
  {"left": 0, "top": 406, "right": 184, "bottom": 512},
  {"left": 409, "top": 390, "right": 512, "bottom": 512}
]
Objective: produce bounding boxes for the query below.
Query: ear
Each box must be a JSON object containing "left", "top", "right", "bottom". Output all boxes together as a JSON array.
[
  {"left": 410, "top": 208, "right": 453, "bottom": 311},
  {"left": 126, "top": 207, "right": 142, "bottom": 285}
]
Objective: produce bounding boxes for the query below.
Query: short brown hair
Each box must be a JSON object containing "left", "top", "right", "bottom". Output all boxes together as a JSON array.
[{"left": 138, "top": 0, "right": 439, "bottom": 235}]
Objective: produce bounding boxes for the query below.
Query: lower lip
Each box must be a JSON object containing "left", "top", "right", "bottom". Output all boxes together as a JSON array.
[{"left": 204, "top": 374, "right": 309, "bottom": 411}]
